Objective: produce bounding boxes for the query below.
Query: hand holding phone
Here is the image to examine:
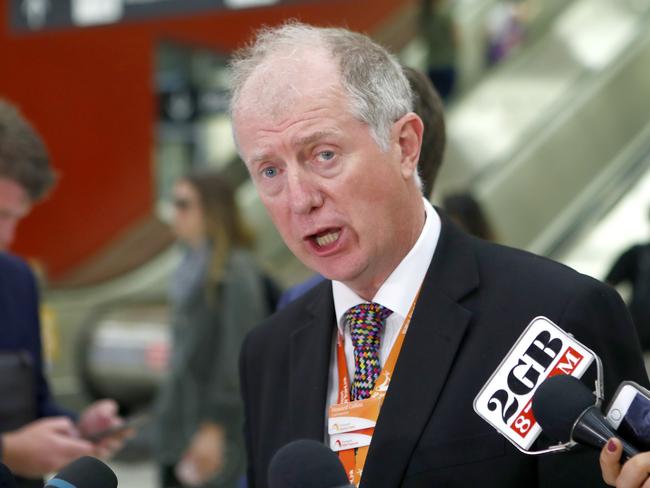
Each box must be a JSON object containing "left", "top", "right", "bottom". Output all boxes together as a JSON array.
[
  {"left": 605, "top": 381, "right": 650, "bottom": 451},
  {"left": 83, "top": 412, "right": 149, "bottom": 443}
]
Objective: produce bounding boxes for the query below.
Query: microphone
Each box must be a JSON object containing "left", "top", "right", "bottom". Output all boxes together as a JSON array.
[
  {"left": 268, "top": 439, "right": 353, "bottom": 488},
  {"left": 0, "top": 463, "right": 17, "bottom": 488},
  {"left": 45, "top": 456, "right": 117, "bottom": 488},
  {"left": 531, "top": 374, "right": 640, "bottom": 459}
]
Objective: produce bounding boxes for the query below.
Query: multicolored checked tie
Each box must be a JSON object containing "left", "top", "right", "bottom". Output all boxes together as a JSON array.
[{"left": 345, "top": 302, "right": 393, "bottom": 401}]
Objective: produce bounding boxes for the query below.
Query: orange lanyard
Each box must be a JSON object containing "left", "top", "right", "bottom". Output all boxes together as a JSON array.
[{"left": 334, "top": 293, "right": 419, "bottom": 486}]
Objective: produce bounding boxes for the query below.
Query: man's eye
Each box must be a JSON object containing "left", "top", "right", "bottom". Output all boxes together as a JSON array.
[
  {"left": 318, "top": 150, "right": 335, "bottom": 161},
  {"left": 262, "top": 167, "right": 278, "bottom": 178}
]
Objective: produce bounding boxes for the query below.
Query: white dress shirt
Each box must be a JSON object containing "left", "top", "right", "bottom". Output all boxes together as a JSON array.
[{"left": 325, "top": 198, "right": 441, "bottom": 431}]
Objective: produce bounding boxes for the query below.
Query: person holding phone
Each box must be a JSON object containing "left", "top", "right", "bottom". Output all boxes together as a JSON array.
[{"left": 0, "top": 99, "right": 127, "bottom": 487}]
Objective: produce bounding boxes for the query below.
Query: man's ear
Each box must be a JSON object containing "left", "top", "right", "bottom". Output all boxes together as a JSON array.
[{"left": 394, "top": 113, "right": 423, "bottom": 181}]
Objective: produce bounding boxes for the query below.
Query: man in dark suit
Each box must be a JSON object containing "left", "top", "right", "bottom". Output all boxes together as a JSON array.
[
  {"left": 0, "top": 99, "right": 124, "bottom": 485},
  {"left": 230, "top": 23, "right": 648, "bottom": 487}
]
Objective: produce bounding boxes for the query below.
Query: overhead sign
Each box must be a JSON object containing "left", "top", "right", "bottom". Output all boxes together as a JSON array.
[{"left": 9, "top": 0, "right": 319, "bottom": 32}]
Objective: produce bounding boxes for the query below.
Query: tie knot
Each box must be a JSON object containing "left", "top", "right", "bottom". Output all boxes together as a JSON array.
[{"left": 346, "top": 302, "right": 392, "bottom": 349}]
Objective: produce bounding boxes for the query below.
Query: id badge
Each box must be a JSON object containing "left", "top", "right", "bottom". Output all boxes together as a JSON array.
[
  {"left": 330, "top": 427, "right": 374, "bottom": 451},
  {"left": 328, "top": 396, "right": 382, "bottom": 435}
]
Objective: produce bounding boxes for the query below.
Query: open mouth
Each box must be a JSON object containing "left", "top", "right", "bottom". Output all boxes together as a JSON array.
[{"left": 310, "top": 228, "right": 341, "bottom": 248}]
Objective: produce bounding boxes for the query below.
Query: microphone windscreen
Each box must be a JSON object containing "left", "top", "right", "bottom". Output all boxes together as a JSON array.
[
  {"left": 45, "top": 456, "right": 117, "bottom": 488},
  {"left": 531, "top": 374, "right": 595, "bottom": 441},
  {"left": 0, "top": 463, "right": 17, "bottom": 488},
  {"left": 268, "top": 439, "right": 350, "bottom": 488}
]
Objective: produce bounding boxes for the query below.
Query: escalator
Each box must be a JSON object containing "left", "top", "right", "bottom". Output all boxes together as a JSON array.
[
  {"left": 555, "top": 155, "right": 650, "bottom": 283},
  {"left": 436, "top": 0, "right": 650, "bottom": 254}
]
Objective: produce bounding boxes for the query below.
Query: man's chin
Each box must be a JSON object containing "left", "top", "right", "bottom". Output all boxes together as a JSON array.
[
  {"left": 307, "top": 262, "right": 361, "bottom": 286},
  {"left": 292, "top": 247, "right": 363, "bottom": 284}
]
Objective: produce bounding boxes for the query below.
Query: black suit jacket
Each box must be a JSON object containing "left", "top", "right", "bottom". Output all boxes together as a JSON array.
[{"left": 240, "top": 217, "right": 649, "bottom": 487}]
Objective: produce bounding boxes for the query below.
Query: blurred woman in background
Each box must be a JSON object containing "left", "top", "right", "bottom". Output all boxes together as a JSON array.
[{"left": 152, "top": 172, "right": 273, "bottom": 488}]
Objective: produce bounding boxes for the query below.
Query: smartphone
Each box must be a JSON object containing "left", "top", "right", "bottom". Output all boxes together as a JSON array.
[
  {"left": 605, "top": 381, "right": 650, "bottom": 451},
  {"left": 83, "top": 412, "right": 150, "bottom": 443}
]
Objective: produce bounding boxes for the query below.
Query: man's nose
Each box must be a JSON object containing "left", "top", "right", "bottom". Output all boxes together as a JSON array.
[{"left": 286, "top": 169, "right": 323, "bottom": 215}]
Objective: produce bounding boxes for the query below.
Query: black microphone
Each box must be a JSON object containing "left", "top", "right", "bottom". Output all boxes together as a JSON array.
[
  {"left": 44, "top": 456, "right": 117, "bottom": 488},
  {"left": 268, "top": 439, "right": 353, "bottom": 488},
  {"left": 0, "top": 463, "right": 17, "bottom": 488},
  {"left": 531, "top": 374, "right": 640, "bottom": 459}
]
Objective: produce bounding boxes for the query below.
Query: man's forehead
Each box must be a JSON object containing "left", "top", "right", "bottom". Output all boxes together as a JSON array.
[{"left": 235, "top": 48, "right": 341, "bottom": 120}]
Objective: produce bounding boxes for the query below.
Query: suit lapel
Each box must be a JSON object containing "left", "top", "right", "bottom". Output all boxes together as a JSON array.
[
  {"left": 360, "top": 216, "right": 480, "bottom": 487},
  {"left": 288, "top": 283, "right": 336, "bottom": 441}
]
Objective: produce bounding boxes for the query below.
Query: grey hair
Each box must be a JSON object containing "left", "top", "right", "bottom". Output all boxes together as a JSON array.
[{"left": 229, "top": 21, "right": 414, "bottom": 152}]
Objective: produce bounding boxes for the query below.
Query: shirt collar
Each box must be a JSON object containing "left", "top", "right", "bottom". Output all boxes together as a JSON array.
[{"left": 332, "top": 198, "right": 441, "bottom": 333}]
